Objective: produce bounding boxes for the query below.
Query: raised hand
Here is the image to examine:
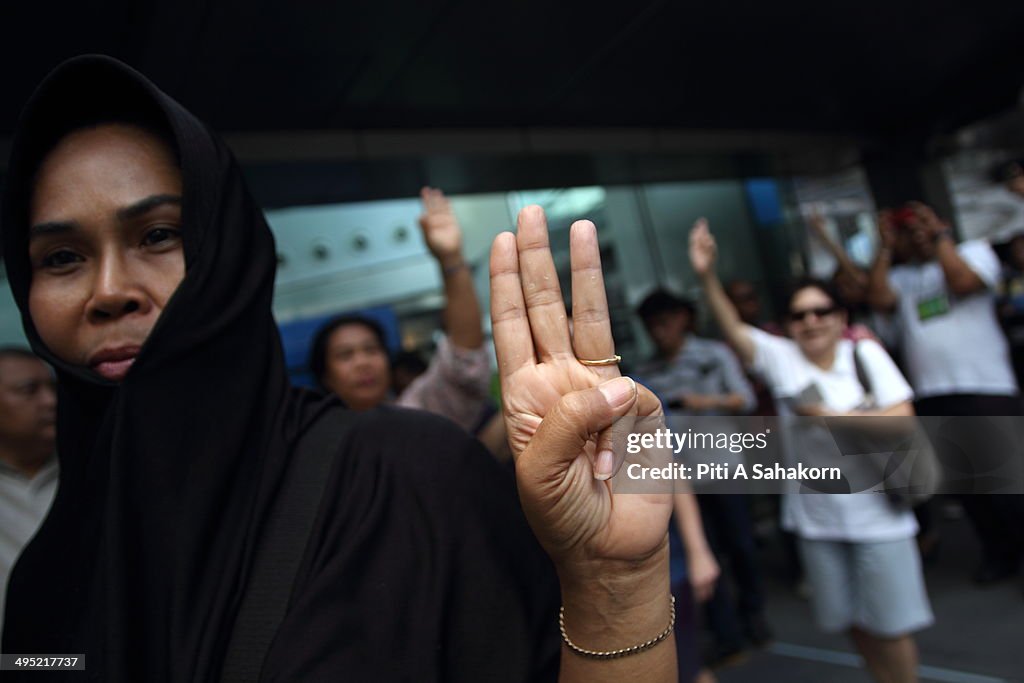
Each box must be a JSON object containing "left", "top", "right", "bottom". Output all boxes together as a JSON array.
[
  {"left": 689, "top": 217, "right": 717, "bottom": 277},
  {"left": 489, "top": 205, "right": 672, "bottom": 572},
  {"left": 907, "top": 201, "right": 949, "bottom": 239},
  {"left": 877, "top": 209, "right": 897, "bottom": 250},
  {"left": 807, "top": 207, "right": 830, "bottom": 243},
  {"left": 418, "top": 186, "right": 463, "bottom": 267}
]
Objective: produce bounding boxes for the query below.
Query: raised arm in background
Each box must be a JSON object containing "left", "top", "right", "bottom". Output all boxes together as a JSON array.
[
  {"left": 909, "top": 202, "right": 987, "bottom": 297},
  {"left": 689, "top": 218, "right": 756, "bottom": 366},
  {"left": 867, "top": 209, "right": 900, "bottom": 312},
  {"left": 807, "top": 210, "right": 869, "bottom": 290},
  {"left": 420, "top": 187, "right": 484, "bottom": 350}
]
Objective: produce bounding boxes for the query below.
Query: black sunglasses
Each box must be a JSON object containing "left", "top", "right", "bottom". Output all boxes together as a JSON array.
[{"left": 788, "top": 305, "right": 838, "bottom": 322}]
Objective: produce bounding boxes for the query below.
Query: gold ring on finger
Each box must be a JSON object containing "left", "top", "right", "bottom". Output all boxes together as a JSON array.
[{"left": 576, "top": 355, "right": 622, "bottom": 367}]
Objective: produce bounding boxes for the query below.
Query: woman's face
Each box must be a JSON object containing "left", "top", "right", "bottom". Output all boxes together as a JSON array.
[
  {"left": 786, "top": 286, "right": 845, "bottom": 361},
  {"left": 27, "top": 124, "right": 185, "bottom": 382},
  {"left": 321, "top": 323, "right": 391, "bottom": 411}
]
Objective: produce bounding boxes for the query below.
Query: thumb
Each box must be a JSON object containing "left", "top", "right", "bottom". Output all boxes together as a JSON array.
[{"left": 522, "top": 377, "right": 638, "bottom": 476}]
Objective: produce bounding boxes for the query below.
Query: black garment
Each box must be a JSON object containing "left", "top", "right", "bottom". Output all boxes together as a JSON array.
[
  {"left": 914, "top": 394, "right": 1024, "bottom": 572},
  {"left": 697, "top": 494, "right": 765, "bottom": 650},
  {"left": 996, "top": 268, "right": 1024, "bottom": 388},
  {"left": 669, "top": 579, "right": 700, "bottom": 683},
  {"left": 1, "top": 55, "right": 558, "bottom": 682}
]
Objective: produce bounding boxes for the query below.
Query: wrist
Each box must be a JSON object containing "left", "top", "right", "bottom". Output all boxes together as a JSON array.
[
  {"left": 685, "top": 543, "right": 712, "bottom": 565},
  {"left": 439, "top": 256, "right": 468, "bottom": 275},
  {"left": 557, "top": 539, "right": 669, "bottom": 615},
  {"left": 557, "top": 545, "right": 671, "bottom": 649},
  {"left": 698, "top": 269, "right": 718, "bottom": 286},
  {"left": 697, "top": 395, "right": 719, "bottom": 411}
]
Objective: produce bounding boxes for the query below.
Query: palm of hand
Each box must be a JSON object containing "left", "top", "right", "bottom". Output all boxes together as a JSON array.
[
  {"left": 502, "top": 358, "right": 605, "bottom": 457},
  {"left": 421, "top": 211, "right": 462, "bottom": 259},
  {"left": 505, "top": 357, "right": 669, "bottom": 564},
  {"left": 689, "top": 218, "right": 716, "bottom": 274},
  {"left": 418, "top": 187, "right": 462, "bottom": 260}
]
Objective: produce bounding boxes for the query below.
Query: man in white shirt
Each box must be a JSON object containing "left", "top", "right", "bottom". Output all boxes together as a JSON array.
[
  {"left": 633, "top": 289, "right": 770, "bottom": 665},
  {"left": 0, "top": 348, "right": 58, "bottom": 639},
  {"left": 867, "top": 202, "right": 1023, "bottom": 586}
]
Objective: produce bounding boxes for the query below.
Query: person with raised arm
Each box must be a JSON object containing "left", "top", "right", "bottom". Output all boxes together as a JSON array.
[
  {"left": 309, "top": 186, "right": 492, "bottom": 433},
  {"left": 867, "top": 202, "right": 1023, "bottom": 586},
  {"left": 690, "top": 218, "right": 932, "bottom": 683}
]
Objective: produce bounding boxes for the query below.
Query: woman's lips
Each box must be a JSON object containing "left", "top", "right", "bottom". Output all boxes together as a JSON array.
[
  {"left": 89, "top": 347, "right": 141, "bottom": 381},
  {"left": 94, "top": 358, "right": 136, "bottom": 381}
]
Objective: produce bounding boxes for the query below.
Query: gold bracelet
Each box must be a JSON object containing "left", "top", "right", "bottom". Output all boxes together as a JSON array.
[{"left": 559, "top": 595, "right": 675, "bottom": 659}]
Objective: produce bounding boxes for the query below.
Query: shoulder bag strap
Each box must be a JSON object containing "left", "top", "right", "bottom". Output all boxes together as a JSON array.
[{"left": 220, "top": 406, "right": 348, "bottom": 683}]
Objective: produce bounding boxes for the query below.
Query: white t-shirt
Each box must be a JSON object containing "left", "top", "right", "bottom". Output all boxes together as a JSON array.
[
  {"left": 748, "top": 327, "right": 918, "bottom": 542},
  {"left": 888, "top": 240, "right": 1017, "bottom": 398},
  {"left": 0, "top": 457, "right": 58, "bottom": 637}
]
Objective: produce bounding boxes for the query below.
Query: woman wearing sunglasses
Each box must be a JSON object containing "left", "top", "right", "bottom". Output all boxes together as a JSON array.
[{"left": 689, "top": 219, "right": 932, "bottom": 683}]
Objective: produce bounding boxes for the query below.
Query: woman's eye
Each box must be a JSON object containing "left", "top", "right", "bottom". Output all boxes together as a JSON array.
[
  {"left": 142, "top": 227, "right": 182, "bottom": 247},
  {"left": 40, "top": 249, "right": 83, "bottom": 269}
]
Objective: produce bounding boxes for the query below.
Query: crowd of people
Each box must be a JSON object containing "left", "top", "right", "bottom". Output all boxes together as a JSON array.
[{"left": 1, "top": 55, "right": 1023, "bottom": 683}]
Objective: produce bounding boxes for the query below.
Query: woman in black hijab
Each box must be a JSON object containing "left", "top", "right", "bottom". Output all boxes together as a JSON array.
[{"left": 1, "top": 56, "right": 674, "bottom": 682}]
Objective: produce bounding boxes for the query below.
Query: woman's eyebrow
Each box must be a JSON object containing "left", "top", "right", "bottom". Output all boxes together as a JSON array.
[
  {"left": 117, "top": 194, "right": 182, "bottom": 221},
  {"left": 29, "top": 220, "right": 77, "bottom": 241}
]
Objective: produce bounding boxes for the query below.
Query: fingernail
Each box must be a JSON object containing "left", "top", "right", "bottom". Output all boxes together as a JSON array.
[
  {"left": 598, "top": 376, "right": 636, "bottom": 409},
  {"left": 594, "top": 450, "right": 615, "bottom": 480}
]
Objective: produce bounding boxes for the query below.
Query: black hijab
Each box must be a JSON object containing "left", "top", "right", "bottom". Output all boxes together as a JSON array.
[{"left": 2, "top": 56, "right": 557, "bottom": 682}]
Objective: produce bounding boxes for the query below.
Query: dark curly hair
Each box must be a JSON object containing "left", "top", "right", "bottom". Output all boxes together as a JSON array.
[{"left": 635, "top": 288, "right": 697, "bottom": 322}]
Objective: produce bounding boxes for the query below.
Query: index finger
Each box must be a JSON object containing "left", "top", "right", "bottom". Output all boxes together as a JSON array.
[{"left": 490, "top": 231, "right": 535, "bottom": 381}]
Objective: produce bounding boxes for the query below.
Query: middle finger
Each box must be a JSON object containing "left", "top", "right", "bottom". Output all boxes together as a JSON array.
[{"left": 515, "top": 205, "right": 573, "bottom": 361}]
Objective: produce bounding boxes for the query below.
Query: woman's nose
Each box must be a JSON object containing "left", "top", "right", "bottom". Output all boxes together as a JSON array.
[
  {"left": 353, "top": 351, "right": 375, "bottom": 369},
  {"left": 86, "top": 255, "right": 149, "bottom": 321}
]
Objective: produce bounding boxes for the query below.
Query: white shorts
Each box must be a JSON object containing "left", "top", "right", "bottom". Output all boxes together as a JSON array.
[{"left": 798, "top": 536, "right": 934, "bottom": 637}]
